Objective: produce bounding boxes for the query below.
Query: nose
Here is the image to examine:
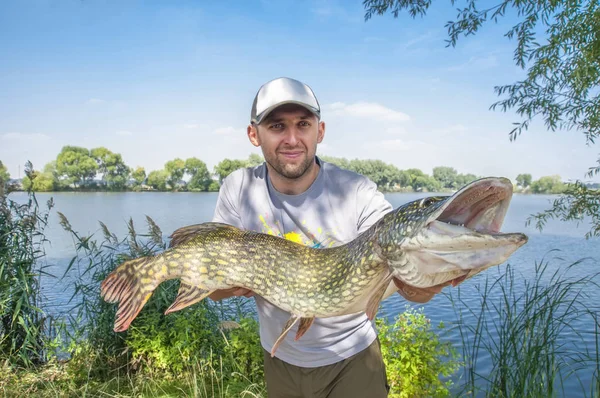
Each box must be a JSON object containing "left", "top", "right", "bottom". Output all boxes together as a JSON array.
[{"left": 283, "top": 126, "right": 300, "bottom": 146}]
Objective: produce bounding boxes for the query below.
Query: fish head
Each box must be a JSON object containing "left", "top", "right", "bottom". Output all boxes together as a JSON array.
[{"left": 379, "top": 177, "right": 528, "bottom": 287}]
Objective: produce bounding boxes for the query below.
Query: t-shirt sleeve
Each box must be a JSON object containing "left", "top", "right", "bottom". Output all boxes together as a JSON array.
[
  {"left": 356, "top": 178, "right": 393, "bottom": 234},
  {"left": 212, "top": 172, "right": 244, "bottom": 229}
]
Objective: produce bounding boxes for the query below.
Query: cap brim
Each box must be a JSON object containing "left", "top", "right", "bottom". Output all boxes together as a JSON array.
[{"left": 253, "top": 101, "right": 321, "bottom": 124}]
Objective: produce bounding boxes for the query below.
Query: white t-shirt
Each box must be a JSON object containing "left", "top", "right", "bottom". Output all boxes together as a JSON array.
[{"left": 212, "top": 157, "right": 393, "bottom": 367}]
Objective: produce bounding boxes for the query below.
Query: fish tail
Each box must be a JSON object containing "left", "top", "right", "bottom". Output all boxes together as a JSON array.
[{"left": 101, "top": 256, "right": 157, "bottom": 332}]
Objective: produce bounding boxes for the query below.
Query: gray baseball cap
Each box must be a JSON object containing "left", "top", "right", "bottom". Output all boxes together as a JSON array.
[{"left": 250, "top": 77, "right": 321, "bottom": 124}]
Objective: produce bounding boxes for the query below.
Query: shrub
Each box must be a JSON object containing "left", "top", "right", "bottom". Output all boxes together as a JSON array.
[{"left": 377, "top": 306, "right": 460, "bottom": 397}]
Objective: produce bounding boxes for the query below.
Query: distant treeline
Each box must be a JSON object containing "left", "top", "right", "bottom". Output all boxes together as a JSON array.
[{"left": 1, "top": 146, "right": 595, "bottom": 194}]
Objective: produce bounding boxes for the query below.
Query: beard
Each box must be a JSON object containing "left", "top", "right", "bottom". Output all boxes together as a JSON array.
[{"left": 264, "top": 147, "right": 315, "bottom": 180}]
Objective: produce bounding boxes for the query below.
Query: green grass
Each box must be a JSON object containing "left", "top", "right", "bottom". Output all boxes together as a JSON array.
[
  {"left": 0, "top": 358, "right": 266, "bottom": 398},
  {"left": 449, "top": 257, "right": 600, "bottom": 397}
]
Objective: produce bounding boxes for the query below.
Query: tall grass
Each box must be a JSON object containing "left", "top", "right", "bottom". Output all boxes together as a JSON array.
[
  {"left": 449, "top": 257, "right": 600, "bottom": 397},
  {"left": 0, "top": 162, "right": 58, "bottom": 367}
]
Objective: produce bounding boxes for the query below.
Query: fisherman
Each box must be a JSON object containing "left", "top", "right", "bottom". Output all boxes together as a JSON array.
[{"left": 209, "top": 77, "right": 449, "bottom": 397}]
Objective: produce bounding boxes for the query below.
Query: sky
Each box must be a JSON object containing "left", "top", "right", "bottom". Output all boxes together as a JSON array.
[{"left": 1, "top": 0, "right": 598, "bottom": 183}]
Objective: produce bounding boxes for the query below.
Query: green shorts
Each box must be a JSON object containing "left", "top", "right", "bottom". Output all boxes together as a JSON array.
[{"left": 263, "top": 338, "right": 389, "bottom": 398}]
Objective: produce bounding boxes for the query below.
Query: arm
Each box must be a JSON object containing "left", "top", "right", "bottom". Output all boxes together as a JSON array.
[{"left": 209, "top": 171, "right": 254, "bottom": 301}]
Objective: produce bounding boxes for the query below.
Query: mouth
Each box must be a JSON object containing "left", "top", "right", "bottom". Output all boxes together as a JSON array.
[
  {"left": 279, "top": 151, "right": 304, "bottom": 160},
  {"left": 398, "top": 177, "right": 528, "bottom": 287},
  {"left": 434, "top": 177, "right": 514, "bottom": 234}
]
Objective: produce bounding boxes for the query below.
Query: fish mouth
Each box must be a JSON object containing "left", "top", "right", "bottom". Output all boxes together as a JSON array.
[
  {"left": 434, "top": 176, "right": 514, "bottom": 234},
  {"left": 397, "top": 177, "right": 528, "bottom": 287}
]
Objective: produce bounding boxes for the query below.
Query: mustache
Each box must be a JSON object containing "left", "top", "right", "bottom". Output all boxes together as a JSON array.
[{"left": 277, "top": 145, "right": 306, "bottom": 152}]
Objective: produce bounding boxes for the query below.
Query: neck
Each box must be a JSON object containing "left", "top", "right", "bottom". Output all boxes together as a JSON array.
[{"left": 267, "top": 159, "right": 320, "bottom": 195}]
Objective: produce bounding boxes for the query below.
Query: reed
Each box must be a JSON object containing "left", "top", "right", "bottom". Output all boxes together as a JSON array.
[
  {"left": 0, "top": 162, "right": 57, "bottom": 367},
  {"left": 449, "top": 257, "right": 600, "bottom": 397}
]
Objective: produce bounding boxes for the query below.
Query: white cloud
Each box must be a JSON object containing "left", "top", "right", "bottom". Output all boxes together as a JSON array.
[
  {"left": 326, "top": 102, "right": 410, "bottom": 122},
  {"left": 115, "top": 130, "right": 133, "bottom": 136},
  {"left": 86, "top": 98, "right": 106, "bottom": 105},
  {"left": 385, "top": 127, "right": 407, "bottom": 135},
  {"left": 1, "top": 132, "right": 51, "bottom": 141},
  {"left": 183, "top": 123, "right": 200, "bottom": 129}
]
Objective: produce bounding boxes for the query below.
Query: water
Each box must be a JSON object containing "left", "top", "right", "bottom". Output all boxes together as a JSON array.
[{"left": 8, "top": 191, "right": 600, "bottom": 395}]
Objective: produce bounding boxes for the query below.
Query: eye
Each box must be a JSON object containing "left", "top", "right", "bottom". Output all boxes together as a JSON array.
[
  {"left": 299, "top": 121, "right": 311, "bottom": 127},
  {"left": 269, "top": 123, "right": 284, "bottom": 130},
  {"left": 419, "top": 196, "right": 444, "bottom": 207}
]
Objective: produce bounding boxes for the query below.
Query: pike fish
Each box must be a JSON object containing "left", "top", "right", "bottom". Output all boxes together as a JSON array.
[{"left": 101, "top": 177, "right": 527, "bottom": 355}]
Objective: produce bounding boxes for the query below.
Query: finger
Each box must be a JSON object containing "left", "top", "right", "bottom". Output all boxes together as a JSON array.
[
  {"left": 243, "top": 291, "right": 255, "bottom": 298},
  {"left": 397, "top": 287, "right": 435, "bottom": 304}
]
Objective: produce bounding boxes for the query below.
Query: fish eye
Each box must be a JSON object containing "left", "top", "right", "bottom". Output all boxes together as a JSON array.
[{"left": 419, "top": 197, "right": 444, "bottom": 207}]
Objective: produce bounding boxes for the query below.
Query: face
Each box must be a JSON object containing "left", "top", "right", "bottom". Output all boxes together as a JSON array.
[{"left": 247, "top": 104, "right": 325, "bottom": 180}]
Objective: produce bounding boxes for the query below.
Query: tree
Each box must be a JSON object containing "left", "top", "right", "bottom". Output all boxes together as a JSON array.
[
  {"left": 185, "top": 157, "right": 212, "bottom": 191},
  {"left": 21, "top": 171, "right": 55, "bottom": 192},
  {"left": 320, "top": 156, "right": 351, "bottom": 170},
  {"left": 214, "top": 159, "right": 247, "bottom": 183},
  {"left": 247, "top": 153, "right": 264, "bottom": 167},
  {"left": 363, "top": 0, "right": 600, "bottom": 236},
  {"left": 455, "top": 173, "right": 479, "bottom": 188},
  {"left": 91, "top": 147, "right": 131, "bottom": 190},
  {"left": 164, "top": 158, "right": 185, "bottom": 190},
  {"left": 147, "top": 170, "right": 169, "bottom": 191},
  {"left": 347, "top": 159, "right": 403, "bottom": 190},
  {"left": 131, "top": 167, "right": 146, "bottom": 187},
  {"left": 433, "top": 166, "right": 458, "bottom": 189},
  {"left": 55, "top": 146, "right": 98, "bottom": 188},
  {"left": 516, "top": 173, "right": 532, "bottom": 188},
  {"left": 0, "top": 161, "right": 9, "bottom": 184},
  {"left": 530, "top": 175, "right": 566, "bottom": 194}
]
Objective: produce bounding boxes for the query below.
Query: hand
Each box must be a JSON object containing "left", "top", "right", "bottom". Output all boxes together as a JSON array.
[
  {"left": 232, "top": 287, "right": 255, "bottom": 298},
  {"left": 209, "top": 287, "right": 255, "bottom": 301},
  {"left": 393, "top": 277, "right": 452, "bottom": 304}
]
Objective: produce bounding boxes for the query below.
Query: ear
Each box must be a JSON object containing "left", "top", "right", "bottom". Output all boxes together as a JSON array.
[
  {"left": 248, "top": 124, "right": 260, "bottom": 147},
  {"left": 317, "top": 121, "right": 325, "bottom": 144}
]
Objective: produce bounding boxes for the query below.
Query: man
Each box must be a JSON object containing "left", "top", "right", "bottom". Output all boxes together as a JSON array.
[{"left": 210, "top": 77, "right": 446, "bottom": 397}]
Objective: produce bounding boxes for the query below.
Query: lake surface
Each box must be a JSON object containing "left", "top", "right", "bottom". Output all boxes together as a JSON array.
[{"left": 9, "top": 191, "right": 600, "bottom": 396}]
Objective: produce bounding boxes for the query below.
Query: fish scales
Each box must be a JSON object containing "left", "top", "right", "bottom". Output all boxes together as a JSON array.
[
  {"left": 101, "top": 177, "right": 528, "bottom": 356},
  {"left": 116, "top": 224, "right": 385, "bottom": 319}
]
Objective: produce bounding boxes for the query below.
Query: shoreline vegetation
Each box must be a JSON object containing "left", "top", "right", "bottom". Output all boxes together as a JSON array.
[
  {"left": 1, "top": 167, "right": 599, "bottom": 397},
  {"left": 2, "top": 147, "right": 597, "bottom": 195}
]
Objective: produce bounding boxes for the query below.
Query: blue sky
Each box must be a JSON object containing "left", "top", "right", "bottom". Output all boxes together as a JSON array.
[{"left": 1, "top": 0, "right": 598, "bottom": 183}]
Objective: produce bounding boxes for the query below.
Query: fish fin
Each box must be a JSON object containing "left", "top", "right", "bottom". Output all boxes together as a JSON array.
[
  {"left": 366, "top": 273, "right": 394, "bottom": 320},
  {"left": 169, "top": 223, "right": 239, "bottom": 247},
  {"left": 295, "top": 317, "right": 315, "bottom": 341},
  {"left": 164, "top": 283, "right": 213, "bottom": 314},
  {"left": 271, "top": 315, "right": 300, "bottom": 357},
  {"left": 113, "top": 289, "right": 153, "bottom": 332},
  {"left": 100, "top": 256, "right": 158, "bottom": 332},
  {"left": 101, "top": 257, "right": 152, "bottom": 303}
]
